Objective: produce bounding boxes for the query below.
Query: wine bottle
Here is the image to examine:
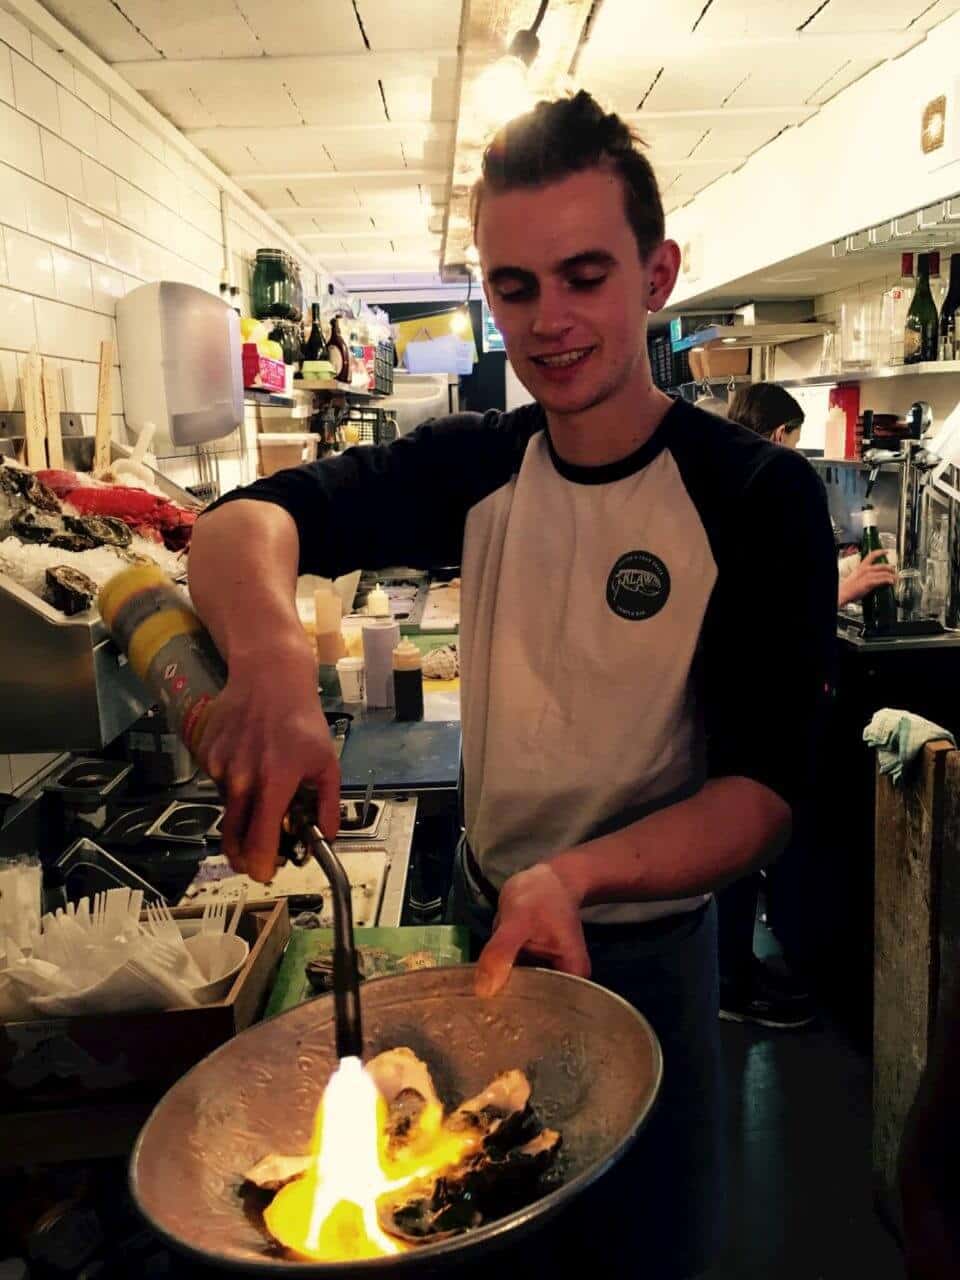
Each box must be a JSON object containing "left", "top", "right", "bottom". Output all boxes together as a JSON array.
[
  {"left": 905, "top": 252, "right": 939, "bottom": 364},
  {"left": 860, "top": 505, "right": 897, "bottom": 633},
  {"left": 302, "top": 302, "right": 328, "bottom": 362},
  {"left": 939, "top": 253, "right": 960, "bottom": 361},
  {"left": 328, "top": 315, "right": 351, "bottom": 384}
]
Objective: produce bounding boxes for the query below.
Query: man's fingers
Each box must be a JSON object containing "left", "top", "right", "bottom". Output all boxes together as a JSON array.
[
  {"left": 243, "top": 772, "right": 298, "bottom": 883},
  {"left": 475, "top": 922, "right": 528, "bottom": 998},
  {"left": 317, "top": 760, "right": 342, "bottom": 840},
  {"left": 219, "top": 778, "right": 255, "bottom": 874}
]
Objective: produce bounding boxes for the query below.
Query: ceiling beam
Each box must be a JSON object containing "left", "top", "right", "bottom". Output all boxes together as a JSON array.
[
  {"left": 186, "top": 122, "right": 455, "bottom": 146},
  {"left": 296, "top": 231, "right": 441, "bottom": 241},
  {"left": 232, "top": 168, "right": 442, "bottom": 184},
  {"left": 587, "top": 30, "right": 920, "bottom": 60},
  {"left": 625, "top": 106, "right": 818, "bottom": 122},
  {"left": 116, "top": 50, "right": 455, "bottom": 88}
]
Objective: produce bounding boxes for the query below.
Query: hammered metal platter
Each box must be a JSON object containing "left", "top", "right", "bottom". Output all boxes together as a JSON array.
[{"left": 130, "top": 965, "right": 662, "bottom": 1275}]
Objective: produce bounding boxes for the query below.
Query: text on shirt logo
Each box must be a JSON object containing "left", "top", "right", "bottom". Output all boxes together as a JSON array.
[{"left": 606, "top": 551, "right": 671, "bottom": 621}]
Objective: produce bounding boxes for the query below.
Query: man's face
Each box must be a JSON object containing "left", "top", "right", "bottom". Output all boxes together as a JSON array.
[{"left": 476, "top": 166, "right": 679, "bottom": 418}]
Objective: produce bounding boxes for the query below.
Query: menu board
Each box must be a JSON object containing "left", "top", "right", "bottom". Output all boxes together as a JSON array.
[{"left": 482, "top": 298, "right": 505, "bottom": 354}]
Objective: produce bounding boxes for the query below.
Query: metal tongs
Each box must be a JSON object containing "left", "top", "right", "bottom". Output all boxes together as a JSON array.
[{"left": 281, "top": 785, "right": 363, "bottom": 1060}]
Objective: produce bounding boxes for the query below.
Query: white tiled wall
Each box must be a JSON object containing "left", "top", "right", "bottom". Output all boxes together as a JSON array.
[{"left": 0, "top": 8, "right": 328, "bottom": 495}]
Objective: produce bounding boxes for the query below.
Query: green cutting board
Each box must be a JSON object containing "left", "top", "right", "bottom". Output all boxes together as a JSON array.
[{"left": 265, "top": 925, "right": 470, "bottom": 1018}]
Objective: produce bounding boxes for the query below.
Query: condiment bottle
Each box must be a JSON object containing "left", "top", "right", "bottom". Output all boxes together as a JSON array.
[
  {"left": 314, "top": 585, "right": 346, "bottom": 699},
  {"left": 367, "top": 582, "right": 390, "bottom": 616},
  {"left": 98, "top": 564, "right": 226, "bottom": 755},
  {"left": 392, "top": 639, "right": 424, "bottom": 722}
]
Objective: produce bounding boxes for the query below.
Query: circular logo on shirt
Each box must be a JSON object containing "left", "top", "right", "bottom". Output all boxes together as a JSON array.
[{"left": 606, "top": 550, "right": 671, "bottom": 621}]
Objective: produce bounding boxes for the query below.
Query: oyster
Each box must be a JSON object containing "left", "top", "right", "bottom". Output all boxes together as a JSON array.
[
  {"left": 377, "top": 1126, "right": 562, "bottom": 1243},
  {"left": 45, "top": 565, "right": 98, "bottom": 615},
  {"left": 24, "top": 475, "right": 60, "bottom": 512},
  {"left": 12, "top": 509, "right": 61, "bottom": 543},
  {"left": 447, "top": 1070, "right": 532, "bottom": 1148},
  {"left": 243, "top": 1153, "right": 312, "bottom": 1193},
  {"left": 49, "top": 531, "right": 97, "bottom": 552},
  {"left": 65, "top": 513, "right": 132, "bottom": 548}
]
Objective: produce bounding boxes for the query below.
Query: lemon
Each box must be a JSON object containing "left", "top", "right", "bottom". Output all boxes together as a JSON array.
[{"left": 240, "top": 317, "right": 268, "bottom": 344}]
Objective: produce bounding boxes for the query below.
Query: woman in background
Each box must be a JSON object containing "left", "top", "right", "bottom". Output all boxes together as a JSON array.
[{"left": 717, "top": 383, "right": 896, "bottom": 1027}]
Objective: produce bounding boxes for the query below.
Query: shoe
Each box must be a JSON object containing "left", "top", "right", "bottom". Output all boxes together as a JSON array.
[
  {"left": 719, "top": 977, "right": 817, "bottom": 1030},
  {"left": 750, "top": 955, "right": 811, "bottom": 1003}
]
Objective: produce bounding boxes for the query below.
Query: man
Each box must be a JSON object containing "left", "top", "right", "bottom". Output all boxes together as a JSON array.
[{"left": 189, "top": 92, "right": 836, "bottom": 1276}]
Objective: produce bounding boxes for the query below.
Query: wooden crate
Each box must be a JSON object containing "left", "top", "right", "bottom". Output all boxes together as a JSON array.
[
  {"left": 873, "top": 740, "right": 960, "bottom": 1228},
  {"left": 0, "top": 901, "right": 290, "bottom": 1167}
]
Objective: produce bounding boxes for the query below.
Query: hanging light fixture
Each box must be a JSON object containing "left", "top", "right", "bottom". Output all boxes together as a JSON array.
[{"left": 467, "top": 1, "right": 550, "bottom": 137}]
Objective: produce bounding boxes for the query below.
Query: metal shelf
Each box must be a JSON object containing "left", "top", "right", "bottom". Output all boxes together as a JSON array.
[
  {"left": 671, "top": 322, "right": 832, "bottom": 353},
  {"left": 779, "top": 361, "right": 960, "bottom": 388},
  {"left": 244, "top": 385, "right": 387, "bottom": 408}
]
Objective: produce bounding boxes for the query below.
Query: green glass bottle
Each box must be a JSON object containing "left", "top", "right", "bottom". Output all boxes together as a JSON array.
[
  {"left": 904, "top": 252, "right": 939, "bottom": 364},
  {"left": 860, "top": 504, "right": 897, "bottom": 632}
]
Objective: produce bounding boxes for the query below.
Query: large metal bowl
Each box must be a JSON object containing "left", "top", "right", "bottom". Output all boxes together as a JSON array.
[{"left": 130, "top": 965, "right": 662, "bottom": 1275}]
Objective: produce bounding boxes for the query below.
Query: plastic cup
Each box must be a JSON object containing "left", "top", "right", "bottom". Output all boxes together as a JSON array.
[{"left": 336, "top": 657, "right": 366, "bottom": 704}]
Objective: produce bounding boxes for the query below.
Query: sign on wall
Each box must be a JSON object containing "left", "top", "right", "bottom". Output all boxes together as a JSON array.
[{"left": 482, "top": 299, "right": 505, "bottom": 354}]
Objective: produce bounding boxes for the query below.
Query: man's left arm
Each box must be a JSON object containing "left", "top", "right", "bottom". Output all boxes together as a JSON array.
[{"left": 476, "top": 451, "right": 837, "bottom": 995}]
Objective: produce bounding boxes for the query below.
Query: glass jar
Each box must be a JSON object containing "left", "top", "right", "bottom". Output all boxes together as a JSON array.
[
  {"left": 252, "top": 248, "right": 297, "bottom": 321},
  {"left": 287, "top": 256, "right": 304, "bottom": 324}
]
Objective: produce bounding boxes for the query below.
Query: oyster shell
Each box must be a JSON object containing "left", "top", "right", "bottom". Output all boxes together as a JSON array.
[
  {"left": 242, "top": 1153, "right": 312, "bottom": 1192},
  {"left": 12, "top": 509, "right": 62, "bottom": 543},
  {"left": 45, "top": 565, "right": 98, "bottom": 615}
]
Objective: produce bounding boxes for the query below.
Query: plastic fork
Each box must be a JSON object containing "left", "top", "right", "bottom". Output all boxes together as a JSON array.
[
  {"left": 201, "top": 900, "right": 228, "bottom": 936},
  {"left": 226, "top": 883, "right": 247, "bottom": 937}
]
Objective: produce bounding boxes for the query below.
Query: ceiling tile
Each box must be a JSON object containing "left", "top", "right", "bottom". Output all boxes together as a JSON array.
[
  {"left": 640, "top": 55, "right": 757, "bottom": 112},
  {"left": 137, "top": 86, "right": 219, "bottom": 130},
  {"left": 235, "top": 0, "right": 369, "bottom": 55},
  {"left": 693, "top": 0, "right": 818, "bottom": 36},
  {"left": 41, "top": 1, "right": 161, "bottom": 62},
  {"left": 806, "top": 0, "right": 946, "bottom": 30},
  {"left": 354, "top": 0, "right": 462, "bottom": 51},
  {"left": 111, "top": 1, "right": 262, "bottom": 58}
]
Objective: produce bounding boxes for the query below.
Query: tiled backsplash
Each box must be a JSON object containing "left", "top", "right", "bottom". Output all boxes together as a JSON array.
[{"left": 0, "top": 6, "right": 326, "bottom": 496}]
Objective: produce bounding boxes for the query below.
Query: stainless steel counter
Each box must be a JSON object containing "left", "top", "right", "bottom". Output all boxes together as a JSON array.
[{"left": 837, "top": 627, "right": 960, "bottom": 653}]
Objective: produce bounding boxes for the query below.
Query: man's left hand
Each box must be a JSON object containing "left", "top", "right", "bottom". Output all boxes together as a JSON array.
[{"left": 475, "top": 864, "right": 590, "bottom": 998}]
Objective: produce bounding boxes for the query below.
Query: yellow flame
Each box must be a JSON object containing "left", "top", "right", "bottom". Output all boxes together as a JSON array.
[{"left": 263, "top": 1057, "right": 481, "bottom": 1262}]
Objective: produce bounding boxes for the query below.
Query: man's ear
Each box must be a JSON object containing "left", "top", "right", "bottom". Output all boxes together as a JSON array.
[{"left": 646, "top": 240, "right": 682, "bottom": 314}]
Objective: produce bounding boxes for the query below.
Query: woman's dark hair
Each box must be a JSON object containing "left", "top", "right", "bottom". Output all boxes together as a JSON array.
[
  {"left": 728, "top": 383, "right": 804, "bottom": 438},
  {"left": 471, "top": 91, "right": 664, "bottom": 260}
]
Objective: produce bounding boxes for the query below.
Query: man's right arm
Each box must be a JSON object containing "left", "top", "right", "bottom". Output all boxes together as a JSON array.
[{"left": 188, "top": 499, "right": 341, "bottom": 882}]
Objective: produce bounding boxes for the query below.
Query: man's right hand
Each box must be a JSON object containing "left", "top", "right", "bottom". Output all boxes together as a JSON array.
[
  {"left": 838, "top": 549, "right": 897, "bottom": 607},
  {"left": 195, "top": 640, "right": 341, "bottom": 883}
]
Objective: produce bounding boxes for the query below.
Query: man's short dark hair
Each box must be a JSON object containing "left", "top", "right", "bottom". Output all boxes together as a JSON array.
[{"left": 471, "top": 90, "right": 665, "bottom": 260}]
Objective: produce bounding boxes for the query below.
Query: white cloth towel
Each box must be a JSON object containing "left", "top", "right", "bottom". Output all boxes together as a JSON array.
[{"left": 863, "top": 708, "right": 956, "bottom": 786}]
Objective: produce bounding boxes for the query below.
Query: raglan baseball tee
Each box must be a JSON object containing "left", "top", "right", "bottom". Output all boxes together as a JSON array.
[{"left": 208, "top": 397, "right": 837, "bottom": 924}]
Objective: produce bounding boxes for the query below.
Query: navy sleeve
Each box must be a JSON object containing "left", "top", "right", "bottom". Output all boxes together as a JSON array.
[
  {"left": 700, "top": 447, "right": 837, "bottom": 810},
  {"left": 204, "top": 410, "right": 524, "bottom": 578}
]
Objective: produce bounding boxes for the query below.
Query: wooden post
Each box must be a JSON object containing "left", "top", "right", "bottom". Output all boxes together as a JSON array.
[
  {"left": 94, "top": 339, "right": 113, "bottom": 475},
  {"left": 21, "top": 350, "right": 46, "bottom": 470},
  {"left": 42, "top": 361, "right": 63, "bottom": 469},
  {"left": 873, "top": 739, "right": 954, "bottom": 1227}
]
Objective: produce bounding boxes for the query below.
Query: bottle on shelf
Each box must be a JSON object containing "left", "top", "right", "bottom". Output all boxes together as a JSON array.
[
  {"left": 929, "top": 250, "right": 947, "bottom": 311},
  {"left": 880, "top": 253, "right": 914, "bottom": 366},
  {"left": 302, "top": 302, "right": 329, "bottom": 363},
  {"left": 328, "top": 315, "right": 351, "bottom": 384},
  {"left": 860, "top": 504, "right": 897, "bottom": 633},
  {"left": 905, "top": 252, "right": 939, "bottom": 364},
  {"left": 939, "top": 253, "right": 960, "bottom": 362}
]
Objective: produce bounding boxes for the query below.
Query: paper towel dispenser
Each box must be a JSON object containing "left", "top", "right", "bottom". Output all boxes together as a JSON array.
[{"left": 116, "top": 282, "right": 243, "bottom": 448}]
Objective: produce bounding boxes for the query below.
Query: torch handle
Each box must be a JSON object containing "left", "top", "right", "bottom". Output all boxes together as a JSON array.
[{"left": 306, "top": 825, "right": 364, "bottom": 1061}]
